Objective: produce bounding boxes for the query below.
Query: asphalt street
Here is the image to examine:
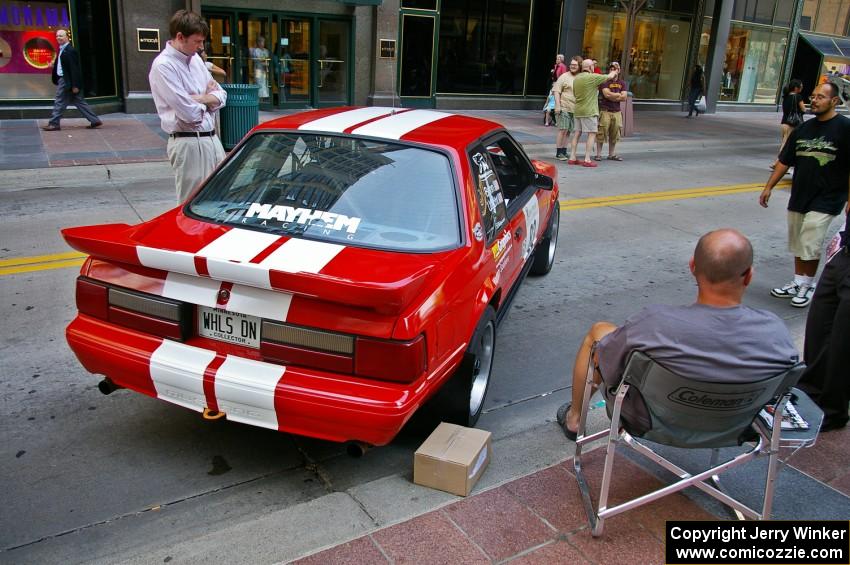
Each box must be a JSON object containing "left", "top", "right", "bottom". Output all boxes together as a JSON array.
[{"left": 0, "top": 111, "right": 839, "bottom": 564}]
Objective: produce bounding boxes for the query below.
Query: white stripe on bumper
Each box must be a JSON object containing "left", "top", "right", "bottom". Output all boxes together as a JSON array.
[
  {"left": 215, "top": 356, "right": 285, "bottom": 430},
  {"left": 150, "top": 340, "right": 215, "bottom": 412}
]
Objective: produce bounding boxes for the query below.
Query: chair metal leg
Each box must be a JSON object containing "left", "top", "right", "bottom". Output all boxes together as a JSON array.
[
  {"left": 762, "top": 395, "right": 789, "bottom": 519},
  {"left": 708, "top": 448, "right": 746, "bottom": 521}
]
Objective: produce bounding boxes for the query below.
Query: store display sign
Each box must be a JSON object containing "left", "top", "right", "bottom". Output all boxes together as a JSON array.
[
  {"left": 380, "top": 39, "right": 395, "bottom": 59},
  {"left": 0, "top": 0, "right": 68, "bottom": 75},
  {"left": 137, "top": 28, "right": 159, "bottom": 52}
]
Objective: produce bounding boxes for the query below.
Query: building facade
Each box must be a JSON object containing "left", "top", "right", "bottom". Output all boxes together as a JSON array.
[{"left": 1, "top": 0, "right": 849, "bottom": 115}]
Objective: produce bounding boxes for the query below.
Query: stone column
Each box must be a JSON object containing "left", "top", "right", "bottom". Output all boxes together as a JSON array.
[
  {"left": 368, "top": 0, "right": 400, "bottom": 106},
  {"left": 704, "top": 0, "right": 733, "bottom": 113},
  {"left": 560, "top": 0, "right": 588, "bottom": 60}
]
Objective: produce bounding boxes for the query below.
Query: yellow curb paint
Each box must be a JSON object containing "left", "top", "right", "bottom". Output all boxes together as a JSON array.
[
  {"left": 0, "top": 258, "right": 85, "bottom": 276},
  {"left": 0, "top": 251, "right": 86, "bottom": 267},
  {"left": 559, "top": 180, "right": 791, "bottom": 211}
]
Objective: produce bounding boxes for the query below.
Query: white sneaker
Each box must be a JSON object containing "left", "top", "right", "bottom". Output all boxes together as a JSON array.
[
  {"left": 790, "top": 284, "right": 815, "bottom": 308},
  {"left": 770, "top": 282, "right": 799, "bottom": 299}
]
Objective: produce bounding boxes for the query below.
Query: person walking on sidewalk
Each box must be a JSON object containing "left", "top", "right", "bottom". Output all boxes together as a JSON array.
[
  {"left": 799, "top": 213, "right": 850, "bottom": 432},
  {"left": 759, "top": 82, "right": 850, "bottom": 308},
  {"left": 149, "top": 10, "right": 227, "bottom": 202},
  {"left": 556, "top": 229, "right": 799, "bottom": 440},
  {"left": 686, "top": 64, "right": 705, "bottom": 118},
  {"left": 771, "top": 79, "right": 806, "bottom": 171},
  {"left": 552, "top": 56, "right": 580, "bottom": 160},
  {"left": 43, "top": 29, "right": 102, "bottom": 131},
  {"left": 595, "top": 64, "right": 627, "bottom": 162},
  {"left": 568, "top": 60, "right": 618, "bottom": 167}
]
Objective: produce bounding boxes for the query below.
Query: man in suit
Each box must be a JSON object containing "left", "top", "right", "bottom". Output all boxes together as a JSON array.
[{"left": 43, "top": 29, "right": 102, "bottom": 131}]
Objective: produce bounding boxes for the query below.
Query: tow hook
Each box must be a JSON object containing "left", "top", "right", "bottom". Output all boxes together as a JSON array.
[{"left": 203, "top": 407, "right": 226, "bottom": 420}]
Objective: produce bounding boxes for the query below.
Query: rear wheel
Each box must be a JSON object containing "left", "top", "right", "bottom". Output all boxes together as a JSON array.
[
  {"left": 434, "top": 307, "right": 497, "bottom": 427},
  {"left": 530, "top": 203, "right": 559, "bottom": 275}
]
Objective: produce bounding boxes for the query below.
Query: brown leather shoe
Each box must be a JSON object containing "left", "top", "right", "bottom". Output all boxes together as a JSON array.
[
  {"left": 86, "top": 121, "right": 103, "bottom": 129},
  {"left": 42, "top": 124, "right": 61, "bottom": 131}
]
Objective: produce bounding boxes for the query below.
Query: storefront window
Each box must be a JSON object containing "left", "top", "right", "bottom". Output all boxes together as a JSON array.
[
  {"left": 719, "top": 24, "right": 787, "bottom": 103},
  {"left": 0, "top": 0, "right": 70, "bottom": 99},
  {"left": 583, "top": 7, "right": 691, "bottom": 100},
  {"left": 437, "top": 0, "right": 530, "bottom": 95}
]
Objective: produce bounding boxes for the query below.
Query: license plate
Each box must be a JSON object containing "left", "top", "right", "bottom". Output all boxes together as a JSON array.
[{"left": 198, "top": 307, "right": 261, "bottom": 349}]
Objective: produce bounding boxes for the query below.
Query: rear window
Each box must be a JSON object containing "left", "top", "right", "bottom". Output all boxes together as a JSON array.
[{"left": 187, "top": 132, "right": 461, "bottom": 252}]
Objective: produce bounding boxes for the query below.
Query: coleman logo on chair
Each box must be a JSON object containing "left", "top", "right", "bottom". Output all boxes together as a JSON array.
[{"left": 668, "top": 387, "right": 765, "bottom": 411}]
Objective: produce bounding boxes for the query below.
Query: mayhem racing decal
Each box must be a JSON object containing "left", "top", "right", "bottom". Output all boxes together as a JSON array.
[{"left": 243, "top": 203, "right": 361, "bottom": 236}]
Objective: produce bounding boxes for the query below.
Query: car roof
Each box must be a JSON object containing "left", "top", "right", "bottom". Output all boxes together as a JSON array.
[{"left": 254, "top": 107, "right": 503, "bottom": 151}]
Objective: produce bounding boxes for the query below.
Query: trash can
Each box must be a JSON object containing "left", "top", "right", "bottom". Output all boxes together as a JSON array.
[
  {"left": 622, "top": 92, "right": 635, "bottom": 138},
  {"left": 219, "top": 84, "right": 260, "bottom": 150}
]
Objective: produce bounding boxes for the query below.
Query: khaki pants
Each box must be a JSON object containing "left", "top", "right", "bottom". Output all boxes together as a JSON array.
[{"left": 167, "top": 135, "right": 226, "bottom": 202}]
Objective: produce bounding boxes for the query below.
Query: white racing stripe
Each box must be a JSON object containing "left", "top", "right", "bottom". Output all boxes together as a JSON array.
[
  {"left": 138, "top": 247, "right": 198, "bottom": 276},
  {"left": 198, "top": 228, "right": 281, "bottom": 264},
  {"left": 215, "top": 356, "right": 285, "bottom": 430},
  {"left": 162, "top": 272, "right": 221, "bottom": 306},
  {"left": 351, "top": 109, "right": 452, "bottom": 140},
  {"left": 150, "top": 340, "right": 216, "bottom": 412},
  {"left": 298, "top": 107, "right": 397, "bottom": 133},
  {"left": 227, "top": 283, "right": 293, "bottom": 321},
  {"left": 259, "top": 238, "right": 344, "bottom": 274}
]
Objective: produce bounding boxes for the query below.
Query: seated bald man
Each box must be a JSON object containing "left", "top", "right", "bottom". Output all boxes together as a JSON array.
[{"left": 557, "top": 229, "right": 800, "bottom": 440}]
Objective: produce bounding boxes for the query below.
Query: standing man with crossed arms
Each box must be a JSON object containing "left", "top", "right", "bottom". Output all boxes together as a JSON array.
[{"left": 150, "top": 10, "right": 227, "bottom": 202}]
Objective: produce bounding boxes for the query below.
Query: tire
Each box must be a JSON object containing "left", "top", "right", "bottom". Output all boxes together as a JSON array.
[
  {"left": 530, "top": 203, "right": 559, "bottom": 276},
  {"left": 433, "top": 307, "right": 497, "bottom": 427}
]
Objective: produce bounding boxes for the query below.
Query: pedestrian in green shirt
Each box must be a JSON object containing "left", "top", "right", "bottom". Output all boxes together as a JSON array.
[{"left": 568, "top": 60, "right": 619, "bottom": 167}]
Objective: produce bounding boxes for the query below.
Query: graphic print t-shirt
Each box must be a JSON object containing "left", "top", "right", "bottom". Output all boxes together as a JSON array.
[
  {"left": 779, "top": 114, "right": 850, "bottom": 215},
  {"left": 598, "top": 78, "right": 626, "bottom": 112}
]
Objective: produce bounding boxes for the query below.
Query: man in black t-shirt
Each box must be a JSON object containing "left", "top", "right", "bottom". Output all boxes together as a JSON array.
[{"left": 759, "top": 82, "right": 850, "bottom": 308}]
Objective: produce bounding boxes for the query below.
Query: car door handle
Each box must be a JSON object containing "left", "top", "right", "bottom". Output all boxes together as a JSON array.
[{"left": 514, "top": 227, "right": 523, "bottom": 239}]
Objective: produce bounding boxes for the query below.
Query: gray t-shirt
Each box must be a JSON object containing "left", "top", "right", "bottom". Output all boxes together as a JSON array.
[{"left": 597, "top": 303, "right": 799, "bottom": 387}]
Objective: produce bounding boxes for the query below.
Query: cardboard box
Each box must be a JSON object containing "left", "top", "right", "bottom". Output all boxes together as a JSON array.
[{"left": 413, "top": 422, "right": 491, "bottom": 496}]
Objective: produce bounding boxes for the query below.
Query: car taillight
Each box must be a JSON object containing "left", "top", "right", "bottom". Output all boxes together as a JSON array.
[
  {"left": 75, "top": 277, "right": 189, "bottom": 340},
  {"left": 354, "top": 335, "right": 426, "bottom": 384},
  {"left": 261, "top": 321, "right": 355, "bottom": 373},
  {"left": 76, "top": 277, "right": 109, "bottom": 320}
]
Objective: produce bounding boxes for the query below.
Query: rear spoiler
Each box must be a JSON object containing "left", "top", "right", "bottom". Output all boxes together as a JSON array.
[{"left": 62, "top": 224, "right": 435, "bottom": 315}]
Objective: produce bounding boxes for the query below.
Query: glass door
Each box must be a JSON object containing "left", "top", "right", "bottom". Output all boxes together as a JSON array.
[
  {"left": 316, "top": 20, "right": 350, "bottom": 106},
  {"left": 206, "top": 14, "right": 235, "bottom": 83},
  {"left": 278, "top": 18, "right": 311, "bottom": 106},
  {"left": 399, "top": 13, "right": 436, "bottom": 107},
  {"left": 238, "top": 14, "right": 273, "bottom": 108}
]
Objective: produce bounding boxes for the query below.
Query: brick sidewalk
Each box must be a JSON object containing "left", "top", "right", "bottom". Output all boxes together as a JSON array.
[{"left": 292, "top": 425, "right": 850, "bottom": 564}]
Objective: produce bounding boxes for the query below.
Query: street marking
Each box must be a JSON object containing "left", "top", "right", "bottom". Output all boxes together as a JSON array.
[
  {"left": 560, "top": 180, "right": 791, "bottom": 211},
  {"left": 0, "top": 180, "right": 793, "bottom": 276}
]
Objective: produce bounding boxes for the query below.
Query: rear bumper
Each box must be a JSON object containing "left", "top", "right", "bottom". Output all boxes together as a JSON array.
[{"left": 67, "top": 315, "right": 459, "bottom": 445}]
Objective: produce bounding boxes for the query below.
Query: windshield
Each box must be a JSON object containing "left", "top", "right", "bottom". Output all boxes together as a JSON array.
[{"left": 187, "top": 133, "right": 461, "bottom": 252}]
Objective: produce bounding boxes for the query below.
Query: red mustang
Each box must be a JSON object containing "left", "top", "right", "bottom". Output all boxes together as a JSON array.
[{"left": 62, "top": 107, "right": 560, "bottom": 448}]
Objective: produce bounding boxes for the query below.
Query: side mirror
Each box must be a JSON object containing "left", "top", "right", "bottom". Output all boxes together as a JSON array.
[{"left": 534, "top": 172, "right": 554, "bottom": 191}]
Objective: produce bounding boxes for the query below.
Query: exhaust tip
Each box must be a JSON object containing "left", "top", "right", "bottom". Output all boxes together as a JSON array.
[
  {"left": 345, "top": 441, "right": 371, "bottom": 458},
  {"left": 97, "top": 378, "right": 121, "bottom": 395}
]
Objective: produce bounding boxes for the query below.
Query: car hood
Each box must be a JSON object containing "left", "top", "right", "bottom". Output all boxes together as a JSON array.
[{"left": 62, "top": 210, "right": 460, "bottom": 316}]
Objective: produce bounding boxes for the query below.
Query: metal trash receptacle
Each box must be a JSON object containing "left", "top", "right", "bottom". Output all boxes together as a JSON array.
[
  {"left": 219, "top": 84, "right": 259, "bottom": 150},
  {"left": 622, "top": 93, "right": 634, "bottom": 138}
]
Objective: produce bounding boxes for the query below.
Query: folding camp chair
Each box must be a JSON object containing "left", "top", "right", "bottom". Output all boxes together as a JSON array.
[{"left": 573, "top": 348, "right": 823, "bottom": 537}]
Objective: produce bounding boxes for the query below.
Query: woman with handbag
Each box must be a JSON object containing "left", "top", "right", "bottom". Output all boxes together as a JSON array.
[
  {"left": 771, "top": 79, "right": 806, "bottom": 170},
  {"left": 686, "top": 65, "right": 705, "bottom": 117}
]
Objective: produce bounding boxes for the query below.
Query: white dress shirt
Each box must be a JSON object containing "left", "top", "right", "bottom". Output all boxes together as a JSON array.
[
  {"left": 149, "top": 42, "right": 226, "bottom": 134},
  {"left": 56, "top": 43, "right": 66, "bottom": 77}
]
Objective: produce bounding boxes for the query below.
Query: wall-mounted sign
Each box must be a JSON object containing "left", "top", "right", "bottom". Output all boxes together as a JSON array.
[
  {"left": 379, "top": 39, "right": 395, "bottom": 59},
  {"left": 221, "top": 35, "right": 230, "bottom": 45},
  {"left": 137, "top": 28, "right": 159, "bottom": 52}
]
